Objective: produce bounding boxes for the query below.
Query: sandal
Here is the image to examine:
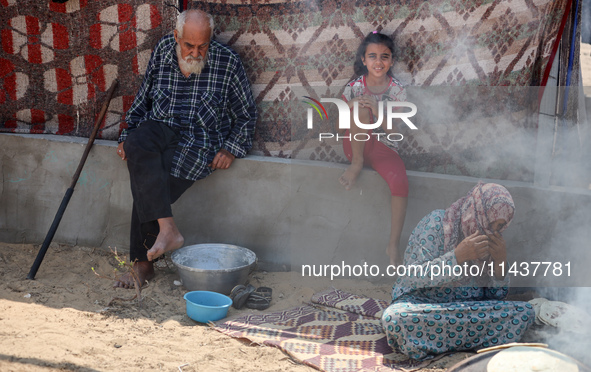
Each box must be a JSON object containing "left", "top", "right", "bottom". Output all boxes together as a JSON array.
[
  {"left": 255, "top": 287, "right": 272, "bottom": 299},
  {"left": 229, "top": 284, "right": 255, "bottom": 309},
  {"left": 246, "top": 287, "right": 272, "bottom": 310}
]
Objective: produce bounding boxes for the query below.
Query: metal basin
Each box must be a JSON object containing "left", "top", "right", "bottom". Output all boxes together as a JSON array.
[
  {"left": 447, "top": 348, "right": 591, "bottom": 372},
  {"left": 171, "top": 244, "right": 257, "bottom": 295}
]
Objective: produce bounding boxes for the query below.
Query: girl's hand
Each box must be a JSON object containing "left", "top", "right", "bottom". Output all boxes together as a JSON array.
[
  {"left": 454, "top": 231, "right": 490, "bottom": 264},
  {"left": 347, "top": 97, "right": 365, "bottom": 110},
  {"left": 357, "top": 95, "right": 379, "bottom": 116},
  {"left": 348, "top": 96, "right": 379, "bottom": 116}
]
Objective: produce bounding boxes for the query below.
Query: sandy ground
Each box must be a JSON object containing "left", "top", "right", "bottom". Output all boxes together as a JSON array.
[{"left": 0, "top": 242, "right": 473, "bottom": 372}]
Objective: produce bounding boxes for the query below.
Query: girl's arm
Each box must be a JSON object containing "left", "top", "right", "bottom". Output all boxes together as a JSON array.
[{"left": 380, "top": 81, "right": 407, "bottom": 134}]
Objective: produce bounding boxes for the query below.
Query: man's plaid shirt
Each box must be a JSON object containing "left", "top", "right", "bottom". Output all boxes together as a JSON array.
[{"left": 118, "top": 33, "right": 257, "bottom": 181}]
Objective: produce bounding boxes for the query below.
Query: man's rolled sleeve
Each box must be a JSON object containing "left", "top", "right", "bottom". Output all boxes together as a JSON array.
[
  {"left": 222, "top": 58, "right": 257, "bottom": 158},
  {"left": 223, "top": 136, "right": 249, "bottom": 158}
]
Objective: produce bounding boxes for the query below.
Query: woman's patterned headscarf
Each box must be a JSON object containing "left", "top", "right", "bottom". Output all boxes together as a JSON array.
[{"left": 443, "top": 181, "right": 515, "bottom": 251}]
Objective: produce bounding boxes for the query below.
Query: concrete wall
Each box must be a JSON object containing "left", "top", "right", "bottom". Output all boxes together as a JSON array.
[{"left": 1, "top": 133, "right": 590, "bottom": 286}]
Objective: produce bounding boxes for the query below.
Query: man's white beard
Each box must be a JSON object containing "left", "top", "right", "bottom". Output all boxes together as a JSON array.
[{"left": 176, "top": 43, "right": 206, "bottom": 75}]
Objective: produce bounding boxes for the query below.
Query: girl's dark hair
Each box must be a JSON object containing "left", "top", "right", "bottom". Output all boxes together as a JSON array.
[{"left": 353, "top": 32, "right": 395, "bottom": 77}]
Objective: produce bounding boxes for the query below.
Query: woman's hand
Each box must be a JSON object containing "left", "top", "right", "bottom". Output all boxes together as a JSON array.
[
  {"left": 454, "top": 231, "right": 490, "bottom": 264},
  {"left": 488, "top": 232, "right": 507, "bottom": 279}
]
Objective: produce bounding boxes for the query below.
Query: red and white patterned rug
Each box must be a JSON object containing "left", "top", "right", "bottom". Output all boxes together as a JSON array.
[{"left": 214, "top": 288, "right": 432, "bottom": 372}]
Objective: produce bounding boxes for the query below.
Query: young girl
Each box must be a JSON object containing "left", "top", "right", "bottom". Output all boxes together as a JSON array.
[{"left": 339, "top": 32, "right": 408, "bottom": 266}]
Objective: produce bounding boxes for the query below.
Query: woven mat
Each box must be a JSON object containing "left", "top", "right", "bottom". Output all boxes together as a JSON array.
[{"left": 214, "top": 288, "right": 431, "bottom": 372}]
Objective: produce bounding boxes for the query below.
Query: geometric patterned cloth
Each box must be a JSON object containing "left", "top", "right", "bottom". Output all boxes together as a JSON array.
[
  {"left": 0, "top": 0, "right": 574, "bottom": 181},
  {"left": 197, "top": 0, "right": 573, "bottom": 182},
  {"left": 214, "top": 288, "right": 434, "bottom": 372},
  {"left": 1, "top": 0, "right": 176, "bottom": 139}
]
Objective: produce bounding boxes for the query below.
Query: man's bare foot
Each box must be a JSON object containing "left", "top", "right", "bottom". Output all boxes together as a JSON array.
[
  {"left": 339, "top": 163, "right": 363, "bottom": 190},
  {"left": 113, "top": 261, "right": 155, "bottom": 289},
  {"left": 146, "top": 224, "right": 184, "bottom": 261}
]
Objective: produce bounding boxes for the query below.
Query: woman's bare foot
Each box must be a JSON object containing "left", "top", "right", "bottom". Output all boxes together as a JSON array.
[
  {"left": 146, "top": 217, "right": 185, "bottom": 261},
  {"left": 113, "top": 261, "right": 155, "bottom": 289},
  {"left": 339, "top": 163, "right": 363, "bottom": 190}
]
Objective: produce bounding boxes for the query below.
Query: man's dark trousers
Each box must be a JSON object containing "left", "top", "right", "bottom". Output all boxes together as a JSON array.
[{"left": 123, "top": 120, "right": 194, "bottom": 262}]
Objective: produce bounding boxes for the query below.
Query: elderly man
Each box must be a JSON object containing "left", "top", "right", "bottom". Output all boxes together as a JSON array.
[{"left": 114, "top": 9, "right": 257, "bottom": 288}]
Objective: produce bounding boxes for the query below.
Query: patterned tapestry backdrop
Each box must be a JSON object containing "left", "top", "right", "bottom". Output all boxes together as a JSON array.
[{"left": 0, "top": 0, "right": 573, "bottom": 181}]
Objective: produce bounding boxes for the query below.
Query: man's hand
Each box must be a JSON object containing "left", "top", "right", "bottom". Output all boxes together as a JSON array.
[
  {"left": 117, "top": 142, "right": 126, "bottom": 160},
  {"left": 209, "top": 149, "right": 235, "bottom": 170},
  {"left": 454, "top": 231, "right": 490, "bottom": 264}
]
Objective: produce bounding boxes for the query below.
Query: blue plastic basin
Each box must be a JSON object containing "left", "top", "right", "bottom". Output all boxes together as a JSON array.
[{"left": 183, "top": 291, "right": 232, "bottom": 323}]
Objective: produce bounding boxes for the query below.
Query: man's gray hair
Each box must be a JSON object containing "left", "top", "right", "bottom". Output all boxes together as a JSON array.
[{"left": 176, "top": 10, "right": 214, "bottom": 38}]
